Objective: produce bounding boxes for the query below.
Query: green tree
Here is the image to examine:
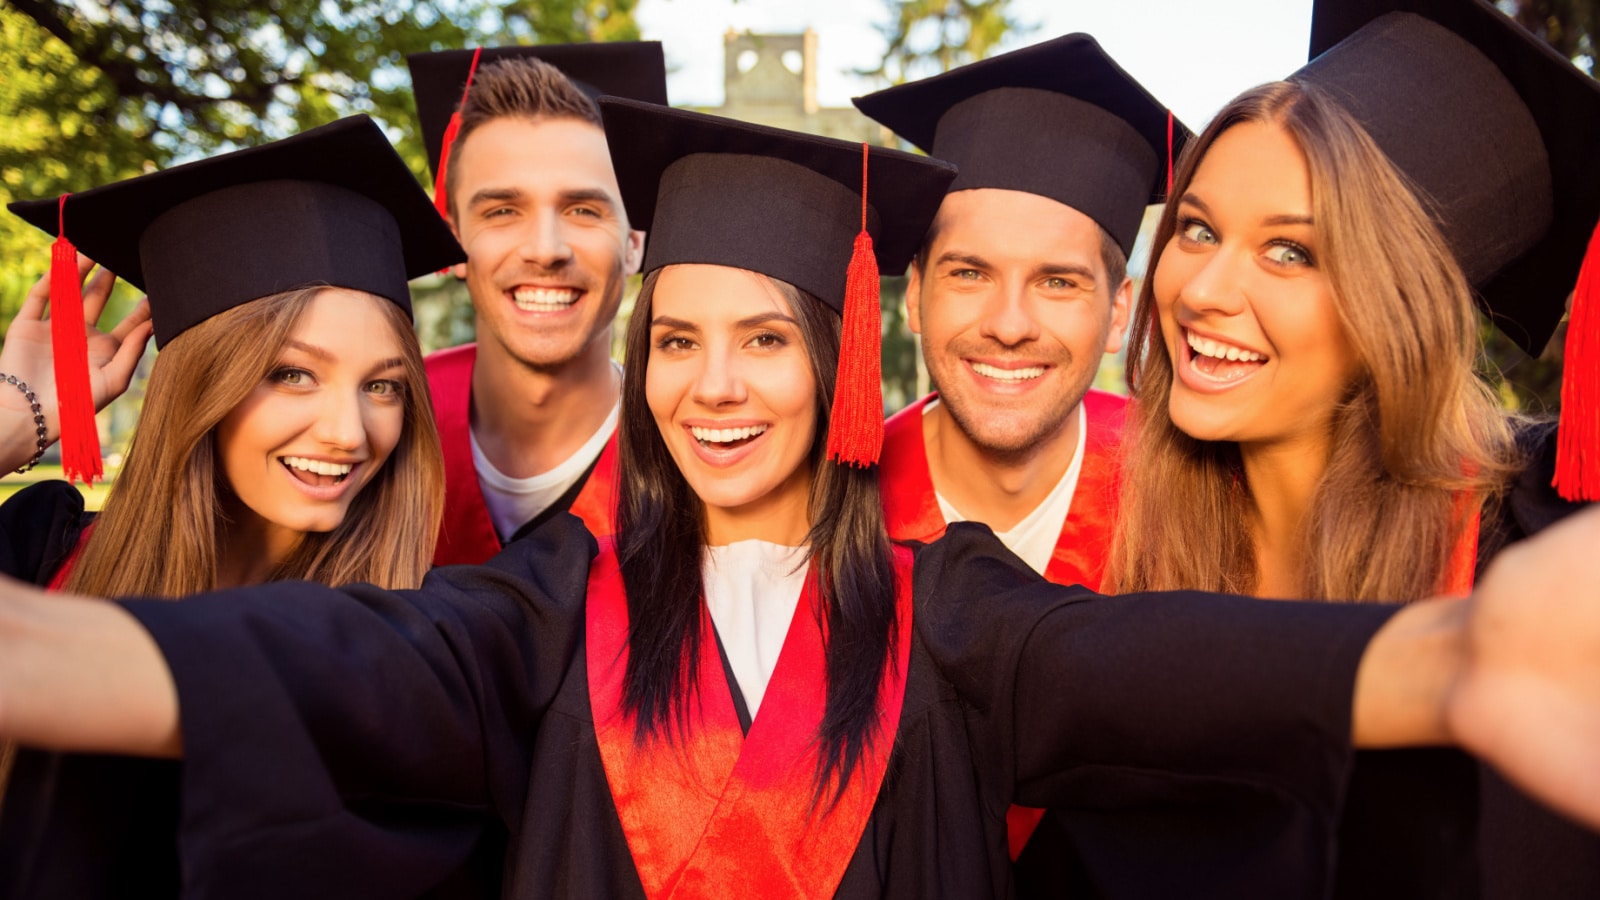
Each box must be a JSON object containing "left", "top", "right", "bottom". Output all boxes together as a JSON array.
[{"left": 1479, "top": 0, "right": 1599, "bottom": 414}]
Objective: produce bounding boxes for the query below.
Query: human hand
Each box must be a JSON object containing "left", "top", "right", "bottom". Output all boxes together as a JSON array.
[
  {"left": 0, "top": 254, "right": 154, "bottom": 444},
  {"left": 1448, "top": 505, "right": 1600, "bottom": 830}
]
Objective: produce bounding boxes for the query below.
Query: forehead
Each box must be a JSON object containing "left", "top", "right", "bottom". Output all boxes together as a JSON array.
[
  {"left": 652, "top": 264, "right": 793, "bottom": 321},
  {"left": 451, "top": 115, "right": 621, "bottom": 195},
  {"left": 289, "top": 288, "right": 404, "bottom": 355},
  {"left": 929, "top": 187, "right": 1107, "bottom": 269},
  {"left": 1187, "top": 121, "right": 1312, "bottom": 217}
]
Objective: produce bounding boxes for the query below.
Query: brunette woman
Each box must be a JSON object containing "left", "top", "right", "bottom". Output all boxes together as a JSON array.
[
  {"left": 1106, "top": 2, "right": 1600, "bottom": 897},
  {"left": 0, "top": 101, "right": 1599, "bottom": 900},
  {"left": 0, "top": 114, "right": 459, "bottom": 897}
]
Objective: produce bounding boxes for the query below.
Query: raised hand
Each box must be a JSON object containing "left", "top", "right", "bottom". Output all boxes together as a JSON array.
[
  {"left": 0, "top": 254, "right": 154, "bottom": 468},
  {"left": 1448, "top": 504, "right": 1600, "bottom": 830}
]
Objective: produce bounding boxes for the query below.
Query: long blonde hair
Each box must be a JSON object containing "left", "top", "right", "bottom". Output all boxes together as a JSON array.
[
  {"left": 1107, "top": 81, "right": 1518, "bottom": 601},
  {"left": 64, "top": 286, "right": 444, "bottom": 596}
]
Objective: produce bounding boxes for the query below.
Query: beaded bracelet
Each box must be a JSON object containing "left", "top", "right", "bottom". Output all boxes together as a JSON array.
[{"left": 0, "top": 373, "right": 48, "bottom": 474}]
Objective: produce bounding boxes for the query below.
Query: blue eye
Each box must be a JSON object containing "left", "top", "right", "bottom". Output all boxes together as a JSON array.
[
  {"left": 1179, "top": 219, "right": 1217, "bottom": 245},
  {"left": 1264, "top": 242, "right": 1314, "bottom": 267}
]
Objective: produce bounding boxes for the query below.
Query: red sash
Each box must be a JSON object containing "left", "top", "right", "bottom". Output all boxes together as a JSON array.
[
  {"left": 587, "top": 541, "right": 916, "bottom": 898},
  {"left": 46, "top": 521, "right": 94, "bottom": 591},
  {"left": 1439, "top": 496, "right": 1481, "bottom": 598},
  {"left": 880, "top": 390, "right": 1127, "bottom": 859},
  {"left": 426, "top": 344, "right": 618, "bottom": 566}
]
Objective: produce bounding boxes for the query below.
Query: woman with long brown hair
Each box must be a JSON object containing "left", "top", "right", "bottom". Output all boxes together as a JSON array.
[
  {"left": 1107, "top": 2, "right": 1600, "bottom": 896},
  {"left": 0, "top": 114, "right": 458, "bottom": 897},
  {"left": 0, "top": 99, "right": 1598, "bottom": 900}
]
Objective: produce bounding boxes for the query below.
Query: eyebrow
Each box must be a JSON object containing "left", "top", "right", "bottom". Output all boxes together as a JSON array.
[
  {"left": 560, "top": 188, "right": 618, "bottom": 212},
  {"left": 1179, "top": 193, "right": 1313, "bottom": 227},
  {"left": 936, "top": 251, "right": 1097, "bottom": 282},
  {"left": 651, "top": 312, "right": 799, "bottom": 331},
  {"left": 367, "top": 358, "right": 407, "bottom": 379},
  {"left": 933, "top": 251, "right": 991, "bottom": 270},
  {"left": 284, "top": 341, "right": 407, "bottom": 378},
  {"left": 467, "top": 187, "right": 523, "bottom": 209}
]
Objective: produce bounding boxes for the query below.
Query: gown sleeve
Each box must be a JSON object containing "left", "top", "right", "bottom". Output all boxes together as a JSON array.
[
  {"left": 915, "top": 522, "right": 1397, "bottom": 898},
  {"left": 0, "top": 480, "right": 87, "bottom": 584},
  {"left": 115, "top": 513, "right": 599, "bottom": 900}
]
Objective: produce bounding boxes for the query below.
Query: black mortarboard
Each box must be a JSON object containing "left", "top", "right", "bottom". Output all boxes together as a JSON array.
[
  {"left": 1298, "top": 0, "right": 1600, "bottom": 499},
  {"left": 408, "top": 42, "right": 669, "bottom": 178},
  {"left": 1298, "top": 0, "right": 1600, "bottom": 357},
  {"left": 598, "top": 97, "right": 957, "bottom": 465},
  {"left": 8, "top": 115, "right": 463, "bottom": 483},
  {"left": 9, "top": 114, "right": 463, "bottom": 347},
  {"left": 852, "top": 34, "right": 1193, "bottom": 256}
]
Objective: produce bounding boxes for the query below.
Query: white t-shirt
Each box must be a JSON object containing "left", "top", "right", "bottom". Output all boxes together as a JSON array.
[
  {"left": 931, "top": 401, "right": 1087, "bottom": 574},
  {"left": 702, "top": 540, "right": 808, "bottom": 719},
  {"left": 471, "top": 387, "right": 621, "bottom": 542}
]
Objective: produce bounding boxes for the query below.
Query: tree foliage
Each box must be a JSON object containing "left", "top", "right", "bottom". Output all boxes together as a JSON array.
[
  {"left": 0, "top": 0, "right": 639, "bottom": 320},
  {"left": 863, "top": 0, "right": 1029, "bottom": 85}
]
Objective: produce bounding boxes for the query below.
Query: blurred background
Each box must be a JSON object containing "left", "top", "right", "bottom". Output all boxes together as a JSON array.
[{"left": 1, "top": 0, "right": 1592, "bottom": 501}]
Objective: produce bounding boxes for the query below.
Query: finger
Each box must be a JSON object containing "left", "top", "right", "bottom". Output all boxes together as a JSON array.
[
  {"left": 80, "top": 266, "right": 117, "bottom": 327},
  {"left": 101, "top": 320, "right": 154, "bottom": 400},
  {"left": 34, "top": 254, "right": 98, "bottom": 323},
  {"left": 17, "top": 272, "right": 49, "bottom": 322},
  {"left": 107, "top": 298, "right": 152, "bottom": 343}
]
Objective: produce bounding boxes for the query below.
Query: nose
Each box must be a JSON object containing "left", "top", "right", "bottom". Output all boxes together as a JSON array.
[
  {"left": 978, "top": 282, "right": 1041, "bottom": 348},
  {"left": 690, "top": 341, "right": 747, "bottom": 409},
  {"left": 1174, "top": 246, "right": 1249, "bottom": 320},
  {"left": 312, "top": 386, "right": 367, "bottom": 452},
  {"left": 516, "top": 208, "right": 574, "bottom": 270}
]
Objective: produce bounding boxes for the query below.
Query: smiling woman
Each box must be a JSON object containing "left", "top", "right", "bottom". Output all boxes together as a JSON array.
[{"left": 0, "top": 115, "right": 459, "bottom": 897}]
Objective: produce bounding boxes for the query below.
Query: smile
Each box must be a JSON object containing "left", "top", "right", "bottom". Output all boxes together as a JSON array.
[
  {"left": 1180, "top": 328, "right": 1269, "bottom": 387},
  {"left": 511, "top": 286, "right": 581, "bottom": 311},
  {"left": 279, "top": 455, "right": 356, "bottom": 488},
  {"left": 691, "top": 424, "right": 768, "bottom": 449},
  {"left": 969, "top": 361, "right": 1047, "bottom": 383}
]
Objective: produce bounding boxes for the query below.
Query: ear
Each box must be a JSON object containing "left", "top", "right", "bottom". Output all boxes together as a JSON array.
[
  {"left": 1103, "top": 276, "right": 1134, "bottom": 354},
  {"left": 623, "top": 229, "right": 646, "bottom": 277},
  {"left": 905, "top": 263, "right": 924, "bottom": 336}
]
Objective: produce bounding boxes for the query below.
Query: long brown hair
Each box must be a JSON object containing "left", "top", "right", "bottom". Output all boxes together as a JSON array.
[
  {"left": 614, "top": 268, "right": 898, "bottom": 800},
  {"left": 64, "top": 286, "right": 444, "bottom": 596},
  {"left": 1108, "top": 81, "right": 1518, "bottom": 601}
]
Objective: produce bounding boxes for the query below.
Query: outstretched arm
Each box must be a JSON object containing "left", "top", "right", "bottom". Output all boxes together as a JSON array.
[
  {"left": 0, "top": 577, "right": 178, "bottom": 755},
  {"left": 0, "top": 254, "right": 153, "bottom": 473}
]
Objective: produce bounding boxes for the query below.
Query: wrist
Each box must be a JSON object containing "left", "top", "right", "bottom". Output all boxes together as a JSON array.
[{"left": 0, "top": 374, "right": 49, "bottom": 474}]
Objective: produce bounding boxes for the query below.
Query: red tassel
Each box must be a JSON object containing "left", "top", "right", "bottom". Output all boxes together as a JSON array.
[
  {"left": 431, "top": 46, "right": 483, "bottom": 227},
  {"left": 49, "top": 195, "right": 103, "bottom": 485},
  {"left": 826, "top": 144, "right": 884, "bottom": 468},
  {"left": 1165, "top": 109, "right": 1174, "bottom": 199},
  {"left": 1554, "top": 214, "right": 1600, "bottom": 501}
]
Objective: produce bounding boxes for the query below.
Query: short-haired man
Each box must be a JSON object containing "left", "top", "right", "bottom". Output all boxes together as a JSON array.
[
  {"left": 855, "top": 34, "right": 1192, "bottom": 882},
  {"left": 408, "top": 44, "right": 666, "bottom": 565}
]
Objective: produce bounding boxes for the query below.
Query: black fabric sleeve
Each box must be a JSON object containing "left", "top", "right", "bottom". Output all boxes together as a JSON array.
[
  {"left": 916, "top": 522, "right": 1397, "bottom": 899},
  {"left": 0, "top": 480, "right": 87, "bottom": 585},
  {"left": 117, "top": 513, "right": 598, "bottom": 900}
]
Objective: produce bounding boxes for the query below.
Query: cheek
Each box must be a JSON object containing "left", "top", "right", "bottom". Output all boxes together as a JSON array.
[
  {"left": 644, "top": 361, "right": 682, "bottom": 429},
  {"left": 215, "top": 389, "right": 276, "bottom": 473},
  {"left": 366, "top": 403, "right": 406, "bottom": 463}
]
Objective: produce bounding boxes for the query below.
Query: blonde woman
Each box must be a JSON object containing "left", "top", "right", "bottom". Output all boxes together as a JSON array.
[{"left": 0, "top": 115, "right": 458, "bottom": 897}]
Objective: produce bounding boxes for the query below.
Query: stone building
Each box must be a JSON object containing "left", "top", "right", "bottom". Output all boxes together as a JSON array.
[{"left": 696, "top": 30, "right": 887, "bottom": 145}]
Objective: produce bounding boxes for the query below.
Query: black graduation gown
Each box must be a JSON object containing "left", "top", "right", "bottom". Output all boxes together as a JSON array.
[
  {"left": 0, "top": 481, "right": 183, "bottom": 899},
  {"left": 112, "top": 516, "right": 1396, "bottom": 899},
  {"left": 1331, "top": 421, "right": 1598, "bottom": 900}
]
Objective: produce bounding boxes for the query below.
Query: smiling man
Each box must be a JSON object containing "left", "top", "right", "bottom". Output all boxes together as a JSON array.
[
  {"left": 408, "top": 44, "right": 666, "bottom": 564},
  {"left": 855, "top": 34, "right": 1192, "bottom": 885}
]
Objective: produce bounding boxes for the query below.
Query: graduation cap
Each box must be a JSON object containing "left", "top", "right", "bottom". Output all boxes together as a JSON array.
[
  {"left": 1294, "top": 0, "right": 1600, "bottom": 499},
  {"left": 852, "top": 34, "right": 1193, "bottom": 256},
  {"left": 599, "top": 97, "right": 957, "bottom": 465},
  {"left": 407, "top": 42, "right": 669, "bottom": 218},
  {"left": 8, "top": 114, "right": 463, "bottom": 483}
]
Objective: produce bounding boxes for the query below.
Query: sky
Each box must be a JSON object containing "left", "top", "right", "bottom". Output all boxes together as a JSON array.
[{"left": 634, "top": 0, "right": 1315, "bottom": 131}]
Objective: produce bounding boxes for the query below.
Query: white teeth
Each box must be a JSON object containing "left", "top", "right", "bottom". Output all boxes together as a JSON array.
[
  {"left": 282, "top": 456, "right": 354, "bottom": 476},
  {"left": 511, "top": 287, "right": 580, "bottom": 310},
  {"left": 689, "top": 424, "right": 769, "bottom": 444},
  {"left": 1186, "top": 331, "right": 1264, "bottom": 362},
  {"left": 971, "top": 361, "right": 1046, "bottom": 382}
]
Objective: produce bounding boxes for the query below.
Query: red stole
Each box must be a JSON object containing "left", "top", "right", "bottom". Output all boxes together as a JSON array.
[
  {"left": 426, "top": 344, "right": 619, "bottom": 566},
  {"left": 1439, "top": 497, "right": 1482, "bottom": 598},
  {"left": 586, "top": 541, "right": 916, "bottom": 898},
  {"left": 46, "top": 521, "right": 94, "bottom": 591},
  {"left": 880, "top": 390, "right": 1127, "bottom": 858}
]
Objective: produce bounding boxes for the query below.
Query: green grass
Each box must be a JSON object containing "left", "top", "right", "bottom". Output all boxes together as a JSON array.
[{"left": 0, "top": 463, "right": 116, "bottom": 510}]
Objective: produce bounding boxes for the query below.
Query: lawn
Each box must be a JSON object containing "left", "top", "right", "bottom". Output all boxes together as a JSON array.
[{"left": 0, "top": 463, "right": 116, "bottom": 510}]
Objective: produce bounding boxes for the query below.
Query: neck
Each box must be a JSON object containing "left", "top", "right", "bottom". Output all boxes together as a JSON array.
[
  {"left": 1239, "top": 433, "right": 1331, "bottom": 598},
  {"left": 923, "top": 400, "right": 1082, "bottom": 532},
  {"left": 216, "top": 502, "right": 302, "bottom": 589},
  {"left": 472, "top": 325, "right": 619, "bottom": 479}
]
